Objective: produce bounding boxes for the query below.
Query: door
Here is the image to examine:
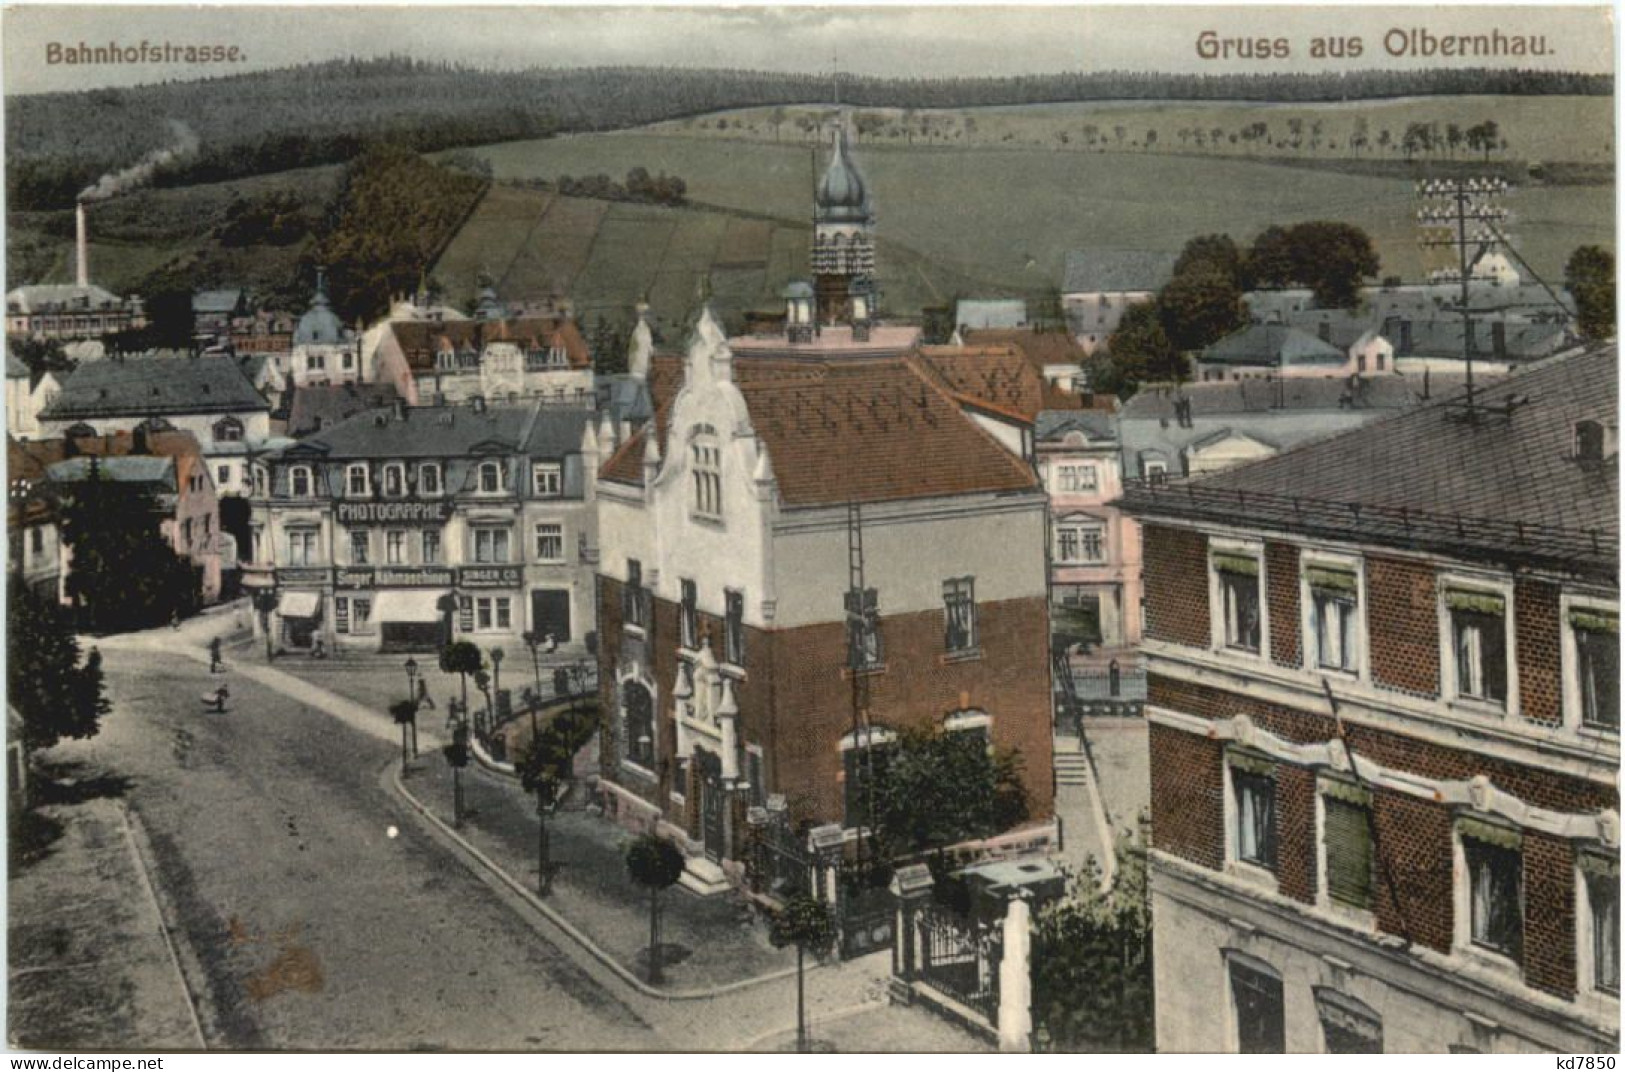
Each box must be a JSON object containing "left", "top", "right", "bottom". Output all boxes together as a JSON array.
[
  {"left": 531, "top": 589, "right": 572, "bottom": 642},
  {"left": 697, "top": 750, "right": 725, "bottom": 862}
]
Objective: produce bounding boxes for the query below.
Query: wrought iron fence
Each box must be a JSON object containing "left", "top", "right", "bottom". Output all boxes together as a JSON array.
[
  {"left": 917, "top": 908, "right": 1003, "bottom": 1024},
  {"left": 838, "top": 881, "right": 894, "bottom": 958},
  {"left": 750, "top": 815, "right": 812, "bottom": 901}
]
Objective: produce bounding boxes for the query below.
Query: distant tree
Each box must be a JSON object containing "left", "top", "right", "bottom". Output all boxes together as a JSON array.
[
  {"left": 624, "top": 834, "right": 686, "bottom": 983},
  {"left": 1446, "top": 123, "right": 1465, "bottom": 159},
  {"left": 1281, "top": 221, "right": 1380, "bottom": 308},
  {"left": 1171, "top": 234, "right": 1245, "bottom": 289},
  {"left": 1349, "top": 116, "right": 1370, "bottom": 157},
  {"left": 1158, "top": 267, "right": 1247, "bottom": 351},
  {"left": 1466, "top": 120, "right": 1502, "bottom": 161},
  {"left": 6, "top": 335, "right": 73, "bottom": 378},
  {"left": 7, "top": 587, "right": 109, "bottom": 756},
  {"left": 1097, "top": 300, "right": 1181, "bottom": 398},
  {"left": 58, "top": 462, "right": 199, "bottom": 632},
  {"left": 1245, "top": 225, "right": 1297, "bottom": 289},
  {"left": 769, "top": 106, "right": 788, "bottom": 142},
  {"left": 1401, "top": 122, "right": 1431, "bottom": 159},
  {"left": 1566, "top": 245, "right": 1616, "bottom": 339},
  {"left": 866, "top": 725, "right": 1028, "bottom": 860},
  {"left": 769, "top": 895, "right": 838, "bottom": 1053}
]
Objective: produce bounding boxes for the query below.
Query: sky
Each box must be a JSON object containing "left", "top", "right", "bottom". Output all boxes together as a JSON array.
[{"left": 2, "top": 4, "right": 1615, "bottom": 96}]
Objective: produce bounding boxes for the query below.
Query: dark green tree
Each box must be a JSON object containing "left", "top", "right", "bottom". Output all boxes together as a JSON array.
[
  {"left": 439, "top": 640, "right": 483, "bottom": 716},
  {"left": 1281, "top": 221, "right": 1380, "bottom": 309},
  {"left": 1244, "top": 225, "right": 1297, "bottom": 289},
  {"left": 1031, "top": 818, "right": 1154, "bottom": 1052},
  {"left": 1171, "top": 234, "right": 1245, "bottom": 288},
  {"left": 57, "top": 463, "right": 199, "bottom": 631},
  {"left": 389, "top": 698, "right": 417, "bottom": 772},
  {"left": 1095, "top": 300, "right": 1184, "bottom": 399},
  {"left": 866, "top": 725, "right": 1028, "bottom": 859},
  {"left": 515, "top": 702, "right": 599, "bottom": 896},
  {"left": 6, "top": 587, "right": 109, "bottom": 755},
  {"left": 5, "top": 336, "right": 73, "bottom": 378},
  {"left": 1156, "top": 267, "right": 1248, "bottom": 353},
  {"left": 624, "top": 834, "right": 686, "bottom": 983},
  {"left": 769, "top": 895, "right": 838, "bottom": 1052},
  {"left": 1566, "top": 245, "right": 1616, "bottom": 340}
]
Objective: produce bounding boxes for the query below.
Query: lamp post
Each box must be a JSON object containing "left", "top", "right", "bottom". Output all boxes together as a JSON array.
[
  {"left": 522, "top": 630, "right": 544, "bottom": 700},
  {"left": 445, "top": 704, "right": 468, "bottom": 827},
  {"left": 404, "top": 657, "right": 420, "bottom": 756},
  {"left": 490, "top": 647, "right": 505, "bottom": 722}
]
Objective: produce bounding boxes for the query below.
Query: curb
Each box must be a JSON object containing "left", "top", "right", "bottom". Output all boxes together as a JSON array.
[
  {"left": 118, "top": 804, "right": 210, "bottom": 1050},
  {"left": 384, "top": 759, "right": 805, "bottom": 1003},
  {"left": 736, "top": 999, "right": 889, "bottom": 1052}
]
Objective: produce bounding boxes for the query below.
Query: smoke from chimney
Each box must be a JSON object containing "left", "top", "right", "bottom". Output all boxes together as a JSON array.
[
  {"left": 76, "top": 202, "right": 88, "bottom": 288},
  {"left": 77, "top": 120, "right": 198, "bottom": 204}
]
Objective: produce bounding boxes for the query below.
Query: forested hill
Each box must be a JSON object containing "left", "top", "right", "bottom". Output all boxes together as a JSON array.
[{"left": 8, "top": 57, "right": 1612, "bottom": 209}]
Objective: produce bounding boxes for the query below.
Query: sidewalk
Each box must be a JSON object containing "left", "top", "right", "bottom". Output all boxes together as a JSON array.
[
  {"left": 8, "top": 798, "right": 203, "bottom": 1050},
  {"left": 746, "top": 1002, "right": 995, "bottom": 1053},
  {"left": 397, "top": 755, "right": 799, "bottom": 992}
]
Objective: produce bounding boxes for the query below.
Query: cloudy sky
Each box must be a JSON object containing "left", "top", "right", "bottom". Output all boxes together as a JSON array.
[{"left": 4, "top": 4, "right": 1614, "bottom": 95}]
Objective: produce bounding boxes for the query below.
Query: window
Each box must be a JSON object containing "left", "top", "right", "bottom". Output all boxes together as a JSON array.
[
  {"left": 691, "top": 427, "right": 722, "bottom": 518},
  {"left": 386, "top": 530, "right": 407, "bottom": 565},
  {"left": 534, "top": 523, "right": 564, "bottom": 563},
  {"left": 1215, "top": 552, "right": 1262, "bottom": 653},
  {"left": 1144, "top": 460, "right": 1168, "bottom": 484},
  {"left": 458, "top": 596, "right": 473, "bottom": 633},
  {"left": 1056, "top": 521, "right": 1106, "bottom": 564},
  {"left": 287, "top": 529, "right": 318, "bottom": 566},
  {"left": 470, "top": 597, "right": 512, "bottom": 632},
  {"left": 1321, "top": 780, "right": 1374, "bottom": 910},
  {"left": 679, "top": 579, "right": 698, "bottom": 649},
  {"left": 346, "top": 464, "right": 370, "bottom": 498},
  {"left": 725, "top": 589, "right": 745, "bottom": 665},
  {"left": 353, "top": 598, "right": 372, "bottom": 633},
  {"left": 846, "top": 586, "right": 882, "bottom": 669},
  {"left": 251, "top": 527, "right": 264, "bottom": 563},
  {"left": 290, "top": 466, "right": 312, "bottom": 498},
  {"left": 1055, "top": 464, "right": 1098, "bottom": 493},
  {"left": 1446, "top": 589, "right": 1508, "bottom": 706},
  {"left": 217, "top": 465, "right": 230, "bottom": 487},
  {"left": 383, "top": 464, "right": 405, "bottom": 498},
  {"left": 943, "top": 577, "right": 978, "bottom": 652},
  {"left": 335, "top": 597, "right": 350, "bottom": 634},
  {"left": 307, "top": 352, "right": 325, "bottom": 372},
  {"left": 1308, "top": 565, "right": 1359, "bottom": 672},
  {"left": 1230, "top": 755, "right": 1276, "bottom": 870},
  {"left": 479, "top": 461, "right": 504, "bottom": 494},
  {"left": 623, "top": 682, "right": 655, "bottom": 769},
  {"left": 1228, "top": 956, "right": 1284, "bottom": 1053},
  {"left": 419, "top": 464, "right": 442, "bottom": 496},
  {"left": 623, "top": 560, "right": 649, "bottom": 629},
  {"left": 213, "top": 416, "right": 243, "bottom": 442},
  {"left": 341, "top": 350, "right": 354, "bottom": 371},
  {"left": 1571, "top": 607, "right": 1619, "bottom": 731},
  {"left": 254, "top": 468, "right": 268, "bottom": 497},
  {"left": 473, "top": 527, "right": 511, "bottom": 564},
  {"left": 533, "top": 463, "right": 562, "bottom": 498},
  {"left": 842, "top": 734, "right": 895, "bottom": 829},
  {"left": 1461, "top": 819, "right": 1523, "bottom": 960},
  {"left": 1580, "top": 853, "right": 1620, "bottom": 995},
  {"left": 1314, "top": 989, "right": 1382, "bottom": 1054},
  {"left": 421, "top": 529, "right": 441, "bottom": 564},
  {"left": 350, "top": 531, "right": 370, "bottom": 565}
]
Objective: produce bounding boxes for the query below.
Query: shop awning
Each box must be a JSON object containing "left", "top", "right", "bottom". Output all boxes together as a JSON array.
[
  {"left": 374, "top": 589, "right": 448, "bottom": 624},
  {"left": 279, "top": 591, "right": 321, "bottom": 619}
]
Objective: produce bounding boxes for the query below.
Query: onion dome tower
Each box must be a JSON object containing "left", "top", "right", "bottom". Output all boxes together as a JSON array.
[{"left": 811, "top": 121, "right": 876, "bottom": 325}]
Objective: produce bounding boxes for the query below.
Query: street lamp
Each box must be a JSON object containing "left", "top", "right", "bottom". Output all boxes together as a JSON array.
[
  {"left": 522, "top": 630, "right": 544, "bottom": 700},
  {"left": 490, "top": 647, "right": 505, "bottom": 721},
  {"left": 404, "top": 657, "right": 420, "bottom": 756},
  {"left": 445, "top": 704, "right": 469, "bottom": 827}
]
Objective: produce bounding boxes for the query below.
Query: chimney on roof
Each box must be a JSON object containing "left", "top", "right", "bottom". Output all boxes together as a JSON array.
[
  {"left": 392, "top": 397, "right": 407, "bottom": 421},
  {"left": 1492, "top": 320, "right": 1507, "bottom": 360},
  {"left": 76, "top": 201, "right": 89, "bottom": 288}
]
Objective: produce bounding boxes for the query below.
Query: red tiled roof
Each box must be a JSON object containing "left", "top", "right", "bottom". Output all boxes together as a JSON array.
[
  {"left": 390, "top": 317, "right": 591, "bottom": 371},
  {"left": 915, "top": 345, "right": 1056, "bottom": 420},
  {"left": 602, "top": 355, "right": 1039, "bottom": 507},
  {"left": 963, "top": 328, "right": 1088, "bottom": 372}
]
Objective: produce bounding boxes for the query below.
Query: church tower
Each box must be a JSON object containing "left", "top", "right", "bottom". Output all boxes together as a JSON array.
[{"left": 810, "top": 121, "right": 876, "bottom": 327}]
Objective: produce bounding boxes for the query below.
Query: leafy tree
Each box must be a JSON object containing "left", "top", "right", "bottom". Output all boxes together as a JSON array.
[
  {"left": 1094, "top": 300, "right": 1181, "bottom": 399},
  {"left": 1171, "top": 234, "right": 1244, "bottom": 287},
  {"left": 1156, "top": 267, "right": 1247, "bottom": 352},
  {"left": 58, "top": 463, "right": 199, "bottom": 631},
  {"left": 1281, "top": 221, "right": 1380, "bottom": 309},
  {"left": 624, "top": 834, "right": 686, "bottom": 983},
  {"left": 515, "top": 702, "right": 599, "bottom": 896},
  {"left": 6, "top": 587, "right": 109, "bottom": 756},
  {"left": 1244, "top": 225, "right": 1296, "bottom": 289},
  {"left": 1566, "top": 245, "right": 1616, "bottom": 340},
  {"left": 6, "top": 336, "right": 73, "bottom": 378},
  {"left": 1031, "top": 818, "right": 1154, "bottom": 1053},
  {"left": 1466, "top": 120, "right": 1502, "bottom": 161},
  {"left": 769, "top": 895, "right": 837, "bottom": 1052},
  {"left": 439, "top": 640, "right": 483, "bottom": 716},
  {"left": 867, "top": 725, "right": 1028, "bottom": 859},
  {"left": 389, "top": 698, "right": 417, "bottom": 771}
]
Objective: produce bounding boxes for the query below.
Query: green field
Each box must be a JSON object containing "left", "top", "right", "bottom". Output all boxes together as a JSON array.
[{"left": 444, "top": 123, "right": 1612, "bottom": 325}]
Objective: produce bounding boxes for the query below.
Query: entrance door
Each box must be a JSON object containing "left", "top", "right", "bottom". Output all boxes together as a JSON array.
[
  {"left": 531, "top": 590, "right": 572, "bottom": 642},
  {"left": 696, "top": 750, "right": 725, "bottom": 862}
]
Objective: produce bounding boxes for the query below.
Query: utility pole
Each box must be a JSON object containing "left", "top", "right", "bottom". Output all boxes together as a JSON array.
[
  {"left": 845, "top": 500, "right": 879, "bottom": 870},
  {"left": 1416, "top": 177, "right": 1511, "bottom": 418}
]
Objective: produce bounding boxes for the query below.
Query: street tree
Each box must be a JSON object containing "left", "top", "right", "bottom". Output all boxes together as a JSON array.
[
  {"left": 769, "top": 895, "right": 838, "bottom": 1052},
  {"left": 515, "top": 701, "right": 599, "bottom": 897},
  {"left": 1466, "top": 120, "right": 1502, "bottom": 161},
  {"left": 866, "top": 725, "right": 1029, "bottom": 860},
  {"left": 6, "top": 587, "right": 109, "bottom": 758},
  {"left": 1566, "top": 245, "right": 1616, "bottom": 340},
  {"left": 624, "top": 834, "right": 686, "bottom": 984},
  {"left": 439, "top": 640, "right": 483, "bottom": 717},
  {"left": 57, "top": 461, "right": 199, "bottom": 631},
  {"left": 389, "top": 699, "right": 417, "bottom": 772}
]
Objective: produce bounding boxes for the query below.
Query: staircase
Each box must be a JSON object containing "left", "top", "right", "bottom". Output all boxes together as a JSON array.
[{"left": 1054, "top": 744, "right": 1092, "bottom": 788}]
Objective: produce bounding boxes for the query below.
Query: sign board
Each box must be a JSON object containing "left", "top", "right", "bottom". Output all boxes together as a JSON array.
[
  {"left": 336, "top": 501, "right": 449, "bottom": 526},
  {"left": 458, "top": 566, "right": 523, "bottom": 589},
  {"left": 336, "top": 567, "right": 454, "bottom": 589},
  {"left": 276, "top": 568, "right": 330, "bottom": 586}
]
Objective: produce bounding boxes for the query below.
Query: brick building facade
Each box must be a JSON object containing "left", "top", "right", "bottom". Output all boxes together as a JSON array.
[{"left": 1124, "top": 347, "right": 1619, "bottom": 1053}]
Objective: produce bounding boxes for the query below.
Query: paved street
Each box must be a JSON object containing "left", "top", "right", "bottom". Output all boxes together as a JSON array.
[{"left": 13, "top": 616, "right": 957, "bottom": 1052}]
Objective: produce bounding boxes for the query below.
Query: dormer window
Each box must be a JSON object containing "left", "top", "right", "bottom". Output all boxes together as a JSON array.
[
  {"left": 1576, "top": 419, "right": 1614, "bottom": 465},
  {"left": 213, "top": 416, "right": 244, "bottom": 442},
  {"left": 691, "top": 426, "right": 722, "bottom": 519},
  {"left": 533, "top": 463, "right": 562, "bottom": 498},
  {"left": 290, "top": 466, "right": 313, "bottom": 498},
  {"left": 382, "top": 463, "right": 405, "bottom": 498},
  {"left": 346, "top": 463, "right": 370, "bottom": 498},
  {"left": 478, "top": 461, "right": 504, "bottom": 494},
  {"left": 419, "top": 463, "right": 442, "bottom": 496}
]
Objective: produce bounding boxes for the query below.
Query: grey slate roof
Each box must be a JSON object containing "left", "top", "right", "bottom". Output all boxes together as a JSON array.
[
  {"left": 43, "top": 356, "right": 269, "bottom": 419},
  {"left": 6, "top": 284, "right": 126, "bottom": 312},
  {"left": 285, "top": 382, "right": 401, "bottom": 439},
  {"left": 956, "top": 299, "right": 1028, "bottom": 330},
  {"left": 6, "top": 354, "right": 29, "bottom": 379},
  {"left": 1127, "top": 348, "right": 1618, "bottom": 576},
  {"left": 1202, "top": 323, "right": 1345, "bottom": 367},
  {"left": 193, "top": 289, "right": 245, "bottom": 315},
  {"left": 1393, "top": 317, "right": 1569, "bottom": 361},
  {"left": 1036, "top": 409, "right": 1116, "bottom": 442},
  {"left": 596, "top": 375, "right": 654, "bottom": 425},
  {"left": 46, "top": 455, "right": 175, "bottom": 487},
  {"left": 276, "top": 403, "right": 591, "bottom": 461},
  {"left": 1062, "top": 250, "right": 1178, "bottom": 295}
]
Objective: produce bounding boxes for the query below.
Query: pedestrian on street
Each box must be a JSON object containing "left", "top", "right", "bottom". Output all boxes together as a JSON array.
[
  {"left": 210, "top": 685, "right": 229, "bottom": 713},
  {"left": 209, "top": 637, "right": 224, "bottom": 674},
  {"left": 416, "top": 678, "right": 435, "bottom": 711}
]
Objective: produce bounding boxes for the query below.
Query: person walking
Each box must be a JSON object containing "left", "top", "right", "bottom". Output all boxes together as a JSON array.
[
  {"left": 416, "top": 677, "right": 435, "bottom": 711},
  {"left": 209, "top": 637, "right": 224, "bottom": 674}
]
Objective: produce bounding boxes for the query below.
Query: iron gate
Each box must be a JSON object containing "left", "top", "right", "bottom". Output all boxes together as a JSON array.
[{"left": 918, "top": 908, "right": 1002, "bottom": 1023}]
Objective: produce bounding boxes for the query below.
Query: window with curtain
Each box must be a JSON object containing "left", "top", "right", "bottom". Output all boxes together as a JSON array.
[
  {"left": 1308, "top": 566, "right": 1359, "bottom": 672},
  {"left": 1572, "top": 608, "right": 1619, "bottom": 730},
  {"left": 622, "top": 682, "right": 655, "bottom": 769},
  {"left": 845, "top": 586, "right": 882, "bottom": 669},
  {"left": 1231, "top": 761, "right": 1276, "bottom": 870},
  {"left": 943, "top": 577, "right": 977, "bottom": 652},
  {"left": 350, "top": 530, "right": 370, "bottom": 565},
  {"left": 1447, "top": 590, "right": 1507, "bottom": 704},
  {"left": 1216, "top": 553, "right": 1261, "bottom": 653},
  {"left": 1462, "top": 822, "right": 1522, "bottom": 959}
]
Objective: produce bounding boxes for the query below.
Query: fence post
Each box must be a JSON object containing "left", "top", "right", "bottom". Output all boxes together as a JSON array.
[
  {"left": 889, "top": 863, "right": 934, "bottom": 984},
  {"left": 997, "top": 894, "right": 1033, "bottom": 1053}
]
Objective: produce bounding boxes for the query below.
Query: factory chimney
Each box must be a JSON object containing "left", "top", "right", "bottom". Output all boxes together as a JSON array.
[{"left": 75, "top": 201, "right": 89, "bottom": 288}]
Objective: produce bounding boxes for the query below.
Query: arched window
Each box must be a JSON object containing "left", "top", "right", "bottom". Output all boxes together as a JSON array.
[
  {"left": 622, "top": 681, "right": 655, "bottom": 769},
  {"left": 479, "top": 461, "right": 504, "bottom": 494},
  {"left": 289, "top": 466, "right": 313, "bottom": 498},
  {"left": 213, "top": 416, "right": 244, "bottom": 442},
  {"left": 691, "top": 425, "right": 721, "bottom": 519}
]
